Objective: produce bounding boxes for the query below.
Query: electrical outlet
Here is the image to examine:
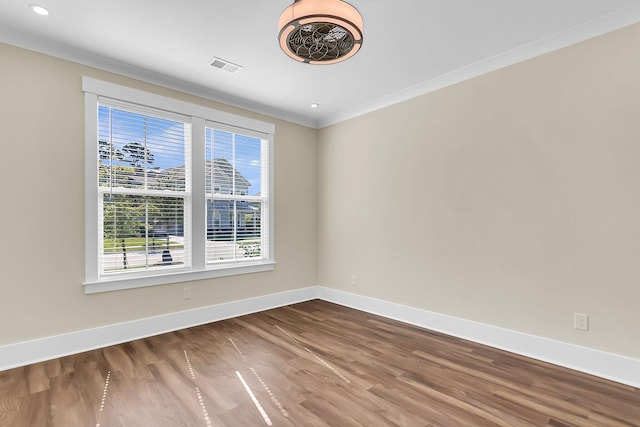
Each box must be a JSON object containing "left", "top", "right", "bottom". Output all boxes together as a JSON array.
[
  {"left": 350, "top": 275, "right": 358, "bottom": 288},
  {"left": 574, "top": 313, "right": 589, "bottom": 331},
  {"left": 183, "top": 286, "right": 191, "bottom": 300}
]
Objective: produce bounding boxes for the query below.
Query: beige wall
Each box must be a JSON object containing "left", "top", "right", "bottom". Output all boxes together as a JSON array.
[
  {"left": 3, "top": 22, "right": 640, "bottom": 361},
  {"left": 318, "top": 23, "right": 640, "bottom": 359},
  {"left": 0, "top": 42, "right": 317, "bottom": 345}
]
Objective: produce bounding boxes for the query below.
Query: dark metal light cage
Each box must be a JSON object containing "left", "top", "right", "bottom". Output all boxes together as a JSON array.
[
  {"left": 286, "top": 21, "right": 357, "bottom": 62},
  {"left": 278, "top": 0, "right": 363, "bottom": 64}
]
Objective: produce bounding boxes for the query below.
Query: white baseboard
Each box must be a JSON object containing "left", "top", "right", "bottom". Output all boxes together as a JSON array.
[
  {"left": 2, "top": 285, "right": 639, "bottom": 389},
  {"left": 317, "top": 287, "right": 640, "bottom": 388},
  {"left": 0, "top": 286, "right": 317, "bottom": 371}
]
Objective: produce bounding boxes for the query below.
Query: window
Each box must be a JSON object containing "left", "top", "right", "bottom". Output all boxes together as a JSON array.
[
  {"left": 98, "top": 102, "right": 191, "bottom": 274},
  {"left": 84, "top": 78, "right": 274, "bottom": 293},
  {"left": 205, "top": 126, "right": 267, "bottom": 263}
]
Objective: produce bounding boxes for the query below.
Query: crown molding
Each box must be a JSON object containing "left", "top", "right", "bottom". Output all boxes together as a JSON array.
[
  {"left": 317, "top": 2, "right": 640, "bottom": 128},
  {"left": 3, "top": 2, "right": 640, "bottom": 130},
  {"left": 0, "top": 25, "right": 318, "bottom": 129}
]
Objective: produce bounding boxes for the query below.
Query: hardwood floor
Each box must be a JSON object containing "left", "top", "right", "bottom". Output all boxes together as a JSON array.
[{"left": 1, "top": 300, "right": 639, "bottom": 426}]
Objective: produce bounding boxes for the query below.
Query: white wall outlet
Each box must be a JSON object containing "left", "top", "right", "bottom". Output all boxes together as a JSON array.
[
  {"left": 183, "top": 286, "right": 191, "bottom": 300},
  {"left": 574, "top": 313, "right": 589, "bottom": 331},
  {"left": 350, "top": 275, "right": 358, "bottom": 288}
]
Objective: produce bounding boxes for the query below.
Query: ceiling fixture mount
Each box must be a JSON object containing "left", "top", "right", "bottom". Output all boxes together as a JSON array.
[{"left": 278, "top": 0, "right": 363, "bottom": 65}]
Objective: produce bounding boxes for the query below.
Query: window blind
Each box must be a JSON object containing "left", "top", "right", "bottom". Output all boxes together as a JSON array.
[
  {"left": 84, "top": 77, "right": 275, "bottom": 292},
  {"left": 205, "top": 125, "right": 267, "bottom": 264},
  {"left": 97, "top": 101, "right": 191, "bottom": 274}
]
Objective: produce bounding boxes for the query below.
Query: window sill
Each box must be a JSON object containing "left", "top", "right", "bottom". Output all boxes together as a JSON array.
[{"left": 83, "top": 261, "right": 276, "bottom": 294}]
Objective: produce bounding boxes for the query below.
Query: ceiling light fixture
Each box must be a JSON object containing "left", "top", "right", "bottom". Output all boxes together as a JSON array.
[
  {"left": 310, "top": 103, "right": 319, "bottom": 108},
  {"left": 29, "top": 4, "right": 49, "bottom": 16},
  {"left": 278, "top": 0, "right": 363, "bottom": 65}
]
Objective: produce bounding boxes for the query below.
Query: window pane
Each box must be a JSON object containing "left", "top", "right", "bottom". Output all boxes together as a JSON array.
[
  {"left": 98, "top": 106, "right": 187, "bottom": 192},
  {"left": 102, "top": 194, "right": 185, "bottom": 273},
  {"left": 235, "top": 134, "right": 261, "bottom": 196},
  {"left": 207, "top": 129, "right": 233, "bottom": 195},
  {"left": 206, "top": 200, "right": 262, "bottom": 263},
  {"left": 205, "top": 129, "right": 261, "bottom": 196},
  {"left": 206, "top": 199, "right": 235, "bottom": 261},
  {"left": 238, "top": 201, "right": 262, "bottom": 258},
  {"left": 205, "top": 126, "right": 265, "bottom": 264}
]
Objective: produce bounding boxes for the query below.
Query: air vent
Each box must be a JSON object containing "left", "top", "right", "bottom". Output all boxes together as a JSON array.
[{"left": 209, "top": 57, "right": 242, "bottom": 74}]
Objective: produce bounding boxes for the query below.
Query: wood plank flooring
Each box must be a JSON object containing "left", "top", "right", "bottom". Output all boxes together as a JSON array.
[{"left": 1, "top": 300, "right": 639, "bottom": 426}]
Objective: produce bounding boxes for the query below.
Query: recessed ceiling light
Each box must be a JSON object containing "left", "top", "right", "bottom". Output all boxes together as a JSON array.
[
  {"left": 29, "top": 4, "right": 49, "bottom": 16},
  {"left": 310, "top": 103, "right": 320, "bottom": 108}
]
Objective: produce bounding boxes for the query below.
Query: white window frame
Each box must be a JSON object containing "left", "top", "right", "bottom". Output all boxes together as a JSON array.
[{"left": 83, "top": 77, "right": 275, "bottom": 294}]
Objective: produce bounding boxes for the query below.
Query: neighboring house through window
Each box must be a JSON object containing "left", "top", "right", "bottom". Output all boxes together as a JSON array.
[{"left": 83, "top": 77, "right": 275, "bottom": 293}]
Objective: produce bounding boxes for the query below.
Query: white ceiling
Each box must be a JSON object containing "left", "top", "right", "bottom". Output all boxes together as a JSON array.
[{"left": 2, "top": 0, "right": 640, "bottom": 128}]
